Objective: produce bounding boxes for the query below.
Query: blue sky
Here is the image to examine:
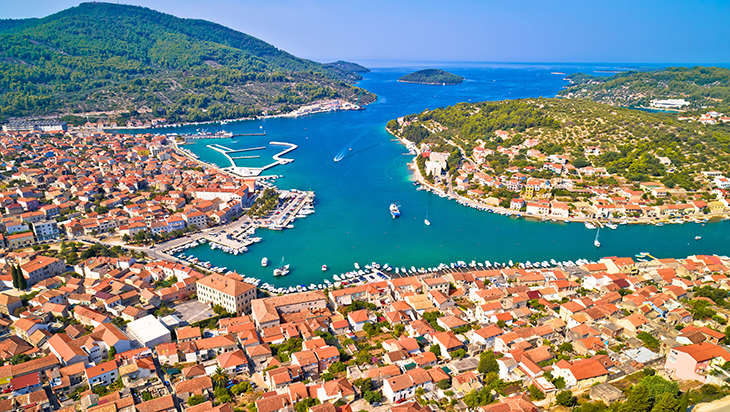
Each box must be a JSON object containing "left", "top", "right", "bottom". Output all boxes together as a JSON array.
[{"left": 2, "top": 0, "right": 729, "bottom": 66}]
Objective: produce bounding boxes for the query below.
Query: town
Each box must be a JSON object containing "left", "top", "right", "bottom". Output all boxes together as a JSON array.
[
  {"left": 390, "top": 102, "right": 730, "bottom": 227},
  {"left": 0, "top": 120, "right": 729, "bottom": 412}
]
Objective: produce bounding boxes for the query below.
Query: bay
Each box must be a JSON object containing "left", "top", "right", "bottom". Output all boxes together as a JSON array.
[{"left": 151, "top": 64, "right": 729, "bottom": 286}]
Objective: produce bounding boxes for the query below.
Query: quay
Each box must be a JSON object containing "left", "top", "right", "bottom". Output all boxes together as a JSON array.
[{"left": 206, "top": 141, "right": 298, "bottom": 177}]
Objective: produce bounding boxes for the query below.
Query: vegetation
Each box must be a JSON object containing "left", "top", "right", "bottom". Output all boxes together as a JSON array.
[
  {"left": 399, "top": 69, "right": 464, "bottom": 85},
  {"left": 393, "top": 97, "right": 730, "bottom": 185},
  {"left": 560, "top": 66, "right": 730, "bottom": 109},
  {"left": 247, "top": 188, "right": 279, "bottom": 218},
  {"left": 0, "top": 2, "right": 375, "bottom": 122}
]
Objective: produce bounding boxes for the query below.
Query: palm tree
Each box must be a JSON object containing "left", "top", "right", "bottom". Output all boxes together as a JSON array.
[{"left": 211, "top": 367, "right": 228, "bottom": 388}]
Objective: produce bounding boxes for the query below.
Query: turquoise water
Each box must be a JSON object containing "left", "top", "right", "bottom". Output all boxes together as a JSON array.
[{"left": 151, "top": 65, "right": 730, "bottom": 286}]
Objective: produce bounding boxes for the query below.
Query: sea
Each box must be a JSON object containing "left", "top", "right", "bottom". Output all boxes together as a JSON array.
[{"left": 140, "top": 64, "right": 730, "bottom": 286}]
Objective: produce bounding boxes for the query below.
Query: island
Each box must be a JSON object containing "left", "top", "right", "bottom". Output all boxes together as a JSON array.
[
  {"left": 398, "top": 69, "right": 464, "bottom": 85},
  {"left": 388, "top": 97, "right": 730, "bottom": 225},
  {"left": 0, "top": 2, "right": 376, "bottom": 126},
  {"left": 559, "top": 66, "right": 730, "bottom": 110}
]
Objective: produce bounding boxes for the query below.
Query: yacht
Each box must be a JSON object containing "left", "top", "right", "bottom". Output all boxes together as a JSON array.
[
  {"left": 273, "top": 257, "right": 290, "bottom": 277},
  {"left": 584, "top": 222, "right": 597, "bottom": 229},
  {"left": 261, "top": 257, "right": 268, "bottom": 267},
  {"left": 695, "top": 236, "right": 701, "bottom": 241}
]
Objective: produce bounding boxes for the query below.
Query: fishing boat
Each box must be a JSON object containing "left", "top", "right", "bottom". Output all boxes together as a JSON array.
[
  {"left": 273, "top": 257, "right": 290, "bottom": 276},
  {"left": 594, "top": 228, "right": 601, "bottom": 248},
  {"left": 261, "top": 257, "right": 268, "bottom": 267},
  {"left": 390, "top": 203, "right": 400, "bottom": 218}
]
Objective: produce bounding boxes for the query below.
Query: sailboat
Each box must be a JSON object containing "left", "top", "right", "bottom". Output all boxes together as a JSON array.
[
  {"left": 273, "top": 257, "right": 290, "bottom": 276},
  {"left": 424, "top": 207, "right": 430, "bottom": 226},
  {"left": 594, "top": 228, "right": 601, "bottom": 248}
]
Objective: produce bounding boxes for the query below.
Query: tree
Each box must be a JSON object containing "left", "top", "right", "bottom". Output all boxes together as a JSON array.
[
  {"left": 553, "top": 376, "right": 566, "bottom": 389},
  {"left": 557, "top": 342, "right": 573, "bottom": 353},
  {"left": 556, "top": 390, "right": 577, "bottom": 407},
  {"left": 528, "top": 384, "right": 545, "bottom": 401},
  {"left": 214, "top": 386, "right": 232, "bottom": 404},
  {"left": 321, "top": 371, "right": 334, "bottom": 382},
  {"left": 363, "top": 390, "right": 382, "bottom": 405},
  {"left": 231, "top": 381, "right": 252, "bottom": 395},
  {"left": 478, "top": 351, "right": 499, "bottom": 374},
  {"left": 17, "top": 266, "right": 26, "bottom": 290},
  {"left": 429, "top": 344, "right": 441, "bottom": 358},
  {"left": 11, "top": 265, "right": 19, "bottom": 289},
  {"left": 437, "top": 378, "right": 452, "bottom": 390},
  {"left": 211, "top": 367, "right": 228, "bottom": 388},
  {"left": 620, "top": 383, "right": 652, "bottom": 412},
  {"left": 187, "top": 394, "right": 205, "bottom": 406},
  {"left": 650, "top": 392, "right": 678, "bottom": 412},
  {"left": 329, "top": 361, "right": 346, "bottom": 374}
]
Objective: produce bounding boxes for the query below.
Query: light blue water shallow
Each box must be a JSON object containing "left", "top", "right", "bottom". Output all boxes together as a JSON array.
[{"left": 144, "top": 64, "right": 730, "bottom": 286}]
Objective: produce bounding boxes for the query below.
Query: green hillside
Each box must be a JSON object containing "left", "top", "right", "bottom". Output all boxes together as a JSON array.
[
  {"left": 559, "top": 66, "right": 730, "bottom": 110},
  {"left": 0, "top": 2, "right": 375, "bottom": 123}
]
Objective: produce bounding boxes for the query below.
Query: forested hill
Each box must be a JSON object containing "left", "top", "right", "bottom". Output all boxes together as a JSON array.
[
  {"left": 390, "top": 98, "right": 730, "bottom": 188},
  {"left": 0, "top": 2, "right": 375, "bottom": 123},
  {"left": 559, "top": 66, "right": 730, "bottom": 110},
  {"left": 398, "top": 69, "right": 464, "bottom": 85}
]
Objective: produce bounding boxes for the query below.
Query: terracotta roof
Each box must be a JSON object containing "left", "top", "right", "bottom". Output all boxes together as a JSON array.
[{"left": 673, "top": 342, "right": 730, "bottom": 363}]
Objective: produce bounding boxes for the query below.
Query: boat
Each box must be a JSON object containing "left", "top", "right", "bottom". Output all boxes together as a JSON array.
[
  {"left": 695, "top": 236, "right": 701, "bottom": 241},
  {"left": 261, "top": 257, "right": 268, "bottom": 267},
  {"left": 605, "top": 223, "right": 618, "bottom": 229},
  {"left": 594, "top": 228, "right": 601, "bottom": 248},
  {"left": 322, "top": 265, "right": 328, "bottom": 272},
  {"left": 273, "top": 257, "right": 290, "bottom": 276},
  {"left": 390, "top": 203, "right": 401, "bottom": 218},
  {"left": 584, "top": 222, "right": 597, "bottom": 229},
  {"left": 354, "top": 262, "right": 360, "bottom": 270},
  {"left": 424, "top": 208, "right": 430, "bottom": 226}
]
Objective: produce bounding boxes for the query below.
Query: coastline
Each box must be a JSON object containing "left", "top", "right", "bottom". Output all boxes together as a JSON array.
[
  {"left": 98, "top": 98, "right": 370, "bottom": 131},
  {"left": 386, "top": 127, "right": 725, "bottom": 227},
  {"left": 397, "top": 79, "right": 463, "bottom": 85}
]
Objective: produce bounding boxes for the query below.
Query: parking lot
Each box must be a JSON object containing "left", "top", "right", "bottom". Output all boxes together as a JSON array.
[{"left": 174, "top": 300, "right": 215, "bottom": 325}]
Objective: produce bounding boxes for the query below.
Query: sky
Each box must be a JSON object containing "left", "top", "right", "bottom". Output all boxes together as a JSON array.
[{"left": 2, "top": 0, "right": 729, "bottom": 66}]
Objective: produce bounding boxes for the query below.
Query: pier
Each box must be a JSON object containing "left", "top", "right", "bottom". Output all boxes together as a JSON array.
[{"left": 206, "top": 141, "right": 298, "bottom": 178}]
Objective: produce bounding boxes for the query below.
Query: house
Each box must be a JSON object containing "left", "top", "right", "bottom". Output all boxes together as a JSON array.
[
  {"left": 316, "top": 378, "right": 356, "bottom": 404},
  {"left": 431, "top": 331, "right": 466, "bottom": 359},
  {"left": 383, "top": 368, "right": 434, "bottom": 403},
  {"left": 552, "top": 356, "right": 610, "bottom": 389},
  {"left": 347, "top": 309, "right": 375, "bottom": 332},
  {"left": 665, "top": 342, "right": 730, "bottom": 383},
  {"left": 85, "top": 360, "right": 119, "bottom": 387}
]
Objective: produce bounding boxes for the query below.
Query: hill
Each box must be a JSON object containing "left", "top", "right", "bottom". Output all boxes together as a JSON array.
[
  {"left": 398, "top": 69, "right": 464, "bottom": 85},
  {"left": 559, "top": 66, "right": 730, "bottom": 110},
  {"left": 0, "top": 2, "right": 375, "bottom": 124},
  {"left": 389, "top": 98, "right": 730, "bottom": 190}
]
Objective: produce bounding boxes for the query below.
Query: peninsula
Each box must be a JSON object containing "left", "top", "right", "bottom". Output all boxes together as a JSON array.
[
  {"left": 388, "top": 97, "right": 730, "bottom": 225},
  {"left": 399, "top": 69, "right": 464, "bottom": 85},
  {"left": 0, "top": 2, "right": 376, "bottom": 126},
  {"left": 559, "top": 66, "right": 730, "bottom": 110}
]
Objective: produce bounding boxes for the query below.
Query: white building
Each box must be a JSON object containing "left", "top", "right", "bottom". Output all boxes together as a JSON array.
[
  {"left": 197, "top": 274, "right": 257, "bottom": 316},
  {"left": 126, "top": 315, "right": 171, "bottom": 348},
  {"left": 33, "top": 220, "right": 60, "bottom": 242},
  {"left": 650, "top": 99, "right": 689, "bottom": 109}
]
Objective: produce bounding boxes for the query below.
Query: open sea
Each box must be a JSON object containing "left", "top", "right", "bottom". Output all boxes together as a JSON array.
[{"left": 142, "top": 64, "right": 730, "bottom": 286}]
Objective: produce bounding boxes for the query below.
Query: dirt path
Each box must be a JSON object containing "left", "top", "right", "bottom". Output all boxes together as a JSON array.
[{"left": 691, "top": 395, "right": 730, "bottom": 412}]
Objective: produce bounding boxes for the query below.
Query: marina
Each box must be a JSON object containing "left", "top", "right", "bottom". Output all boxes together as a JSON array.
[{"left": 147, "top": 66, "right": 730, "bottom": 287}]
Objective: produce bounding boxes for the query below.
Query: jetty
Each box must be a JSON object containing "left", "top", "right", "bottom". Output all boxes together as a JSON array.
[{"left": 206, "top": 141, "right": 298, "bottom": 177}]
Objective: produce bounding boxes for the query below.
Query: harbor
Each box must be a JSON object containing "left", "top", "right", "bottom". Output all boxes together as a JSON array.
[
  {"left": 147, "top": 66, "right": 730, "bottom": 288},
  {"left": 206, "top": 141, "right": 297, "bottom": 177}
]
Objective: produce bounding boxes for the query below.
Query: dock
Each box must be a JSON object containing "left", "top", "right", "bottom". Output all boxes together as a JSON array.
[{"left": 206, "top": 141, "right": 298, "bottom": 178}]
